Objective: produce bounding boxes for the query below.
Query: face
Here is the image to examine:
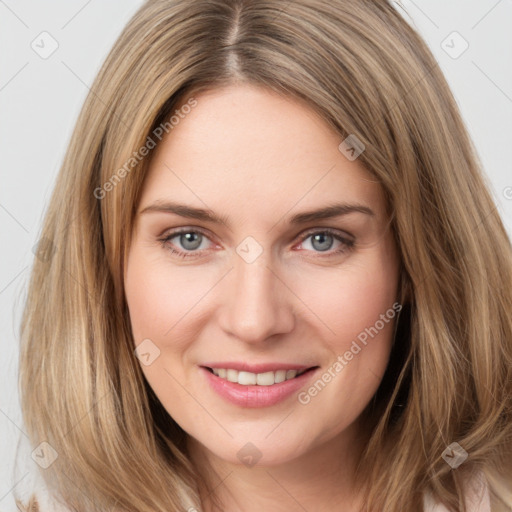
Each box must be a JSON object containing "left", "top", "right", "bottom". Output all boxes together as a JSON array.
[{"left": 124, "top": 83, "right": 400, "bottom": 468}]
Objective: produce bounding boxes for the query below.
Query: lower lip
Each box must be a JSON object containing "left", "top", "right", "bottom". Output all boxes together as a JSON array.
[{"left": 200, "top": 366, "right": 318, "bottom": 408}]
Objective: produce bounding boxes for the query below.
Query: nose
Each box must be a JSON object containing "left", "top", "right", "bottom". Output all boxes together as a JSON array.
[{"left": 217, "top": 249, "right": 295, "bottom": 344}]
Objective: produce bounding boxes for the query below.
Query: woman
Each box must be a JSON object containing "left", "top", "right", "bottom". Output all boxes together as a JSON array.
[{"left": 16, "top": 0, "right": 512, "bottom": 511}]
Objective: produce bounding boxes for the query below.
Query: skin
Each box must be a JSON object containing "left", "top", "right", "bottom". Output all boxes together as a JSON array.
[{"left": 124, "top": 83, "right": 400, "bottom": 512}]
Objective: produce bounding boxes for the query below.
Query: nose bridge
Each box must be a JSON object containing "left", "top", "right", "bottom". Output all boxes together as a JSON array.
[{"left": 218, "top": 244, "right": 294, "bottom": 342}]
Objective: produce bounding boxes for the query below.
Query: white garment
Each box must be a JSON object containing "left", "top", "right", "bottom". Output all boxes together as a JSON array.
[{"left": 423, "top": 473, "right": 491, "bottom": 512}]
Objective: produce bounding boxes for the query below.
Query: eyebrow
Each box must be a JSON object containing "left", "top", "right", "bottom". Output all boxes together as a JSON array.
[{"left": 139, "top": 200, "right": 375, "bottom": 227}]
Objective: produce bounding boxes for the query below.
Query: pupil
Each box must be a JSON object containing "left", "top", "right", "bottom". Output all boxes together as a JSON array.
[
  {"left": 312, "top": 233, "right": 333, "bottom": 252},
  {"left": 181, "top": 232, "right": 202, "bottom": 250}
]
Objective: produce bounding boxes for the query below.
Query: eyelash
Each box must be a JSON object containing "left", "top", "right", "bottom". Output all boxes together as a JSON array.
[{"left": 158, "top": 227, "right": 355, "bottom": 260}]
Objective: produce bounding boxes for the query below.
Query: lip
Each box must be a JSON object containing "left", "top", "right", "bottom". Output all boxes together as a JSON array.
[
  {"left": 200, "top": 365, "right": 319, "bottom": 408},
  {"left": 200, "top": 361, "right": 313, "bottom": 373}
]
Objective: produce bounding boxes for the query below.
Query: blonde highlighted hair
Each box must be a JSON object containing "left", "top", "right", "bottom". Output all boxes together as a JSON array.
[{"left": 17, "top": 1, "right": 512, "bottom": 511}]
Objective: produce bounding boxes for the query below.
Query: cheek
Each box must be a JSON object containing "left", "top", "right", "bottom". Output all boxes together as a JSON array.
[
  {"left": 290, "top": 246, "right": 399, "bottom": 436},
  {"left": 124, "top": 248, "right": 217, "bottom": 345},
  {"left": 124, "top": 248, "right": 208, "bottom": 415},
  {"left": 292, "top": 246, "right": 399, "bottom": 352}
]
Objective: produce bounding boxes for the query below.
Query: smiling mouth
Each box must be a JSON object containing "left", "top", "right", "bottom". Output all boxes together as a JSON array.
[{"left": 203, "top": 366, "right": 317, "bottom": 386}]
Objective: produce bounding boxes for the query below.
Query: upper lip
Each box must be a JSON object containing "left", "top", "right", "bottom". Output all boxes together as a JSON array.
[{"left": 201, "top": 362, "right": 317, "bottom": 373}]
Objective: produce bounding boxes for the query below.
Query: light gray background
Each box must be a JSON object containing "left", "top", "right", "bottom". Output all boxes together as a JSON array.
[{"left": 1, "top": 1, "right": 511, "bottom": 509}]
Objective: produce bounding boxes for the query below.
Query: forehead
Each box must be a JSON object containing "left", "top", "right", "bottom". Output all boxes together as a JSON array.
[{"left": 140, "top": 84, "right": 386, "bottom": 221}]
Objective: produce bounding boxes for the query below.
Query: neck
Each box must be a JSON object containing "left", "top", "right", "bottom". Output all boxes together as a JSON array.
[{"left": 187, "top": 419, "right": 367, "bottom": 512}]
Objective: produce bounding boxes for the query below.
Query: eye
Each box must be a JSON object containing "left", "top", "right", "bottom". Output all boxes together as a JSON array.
[
  {"left": 158, "top": 228, "right": 214, "bottom": 259},
  {"left": 296, "top": 229, "right": 355, "bottom": 256},
  {"left": 158, "top": 227, "right": 355, "bottom": 260}
]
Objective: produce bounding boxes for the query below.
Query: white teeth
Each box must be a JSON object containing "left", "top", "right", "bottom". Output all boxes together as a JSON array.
[
  {"left": 286, "top": 370, "right": 297, "bottom": 380},
  {"left": 238, "top": 371, "right": 257, "bottom": 385},
  {"left": 256, "top": 371, "right": 275, "bottom": 386},
  {"left": 274, "top": 370, "right": 287, "bottom": 383},
  {"left": 226, "top": 369, "right": 238, "bottom": 383},
  {"left": 209, "top": 367, "right": 308, "bottom": 385}
]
